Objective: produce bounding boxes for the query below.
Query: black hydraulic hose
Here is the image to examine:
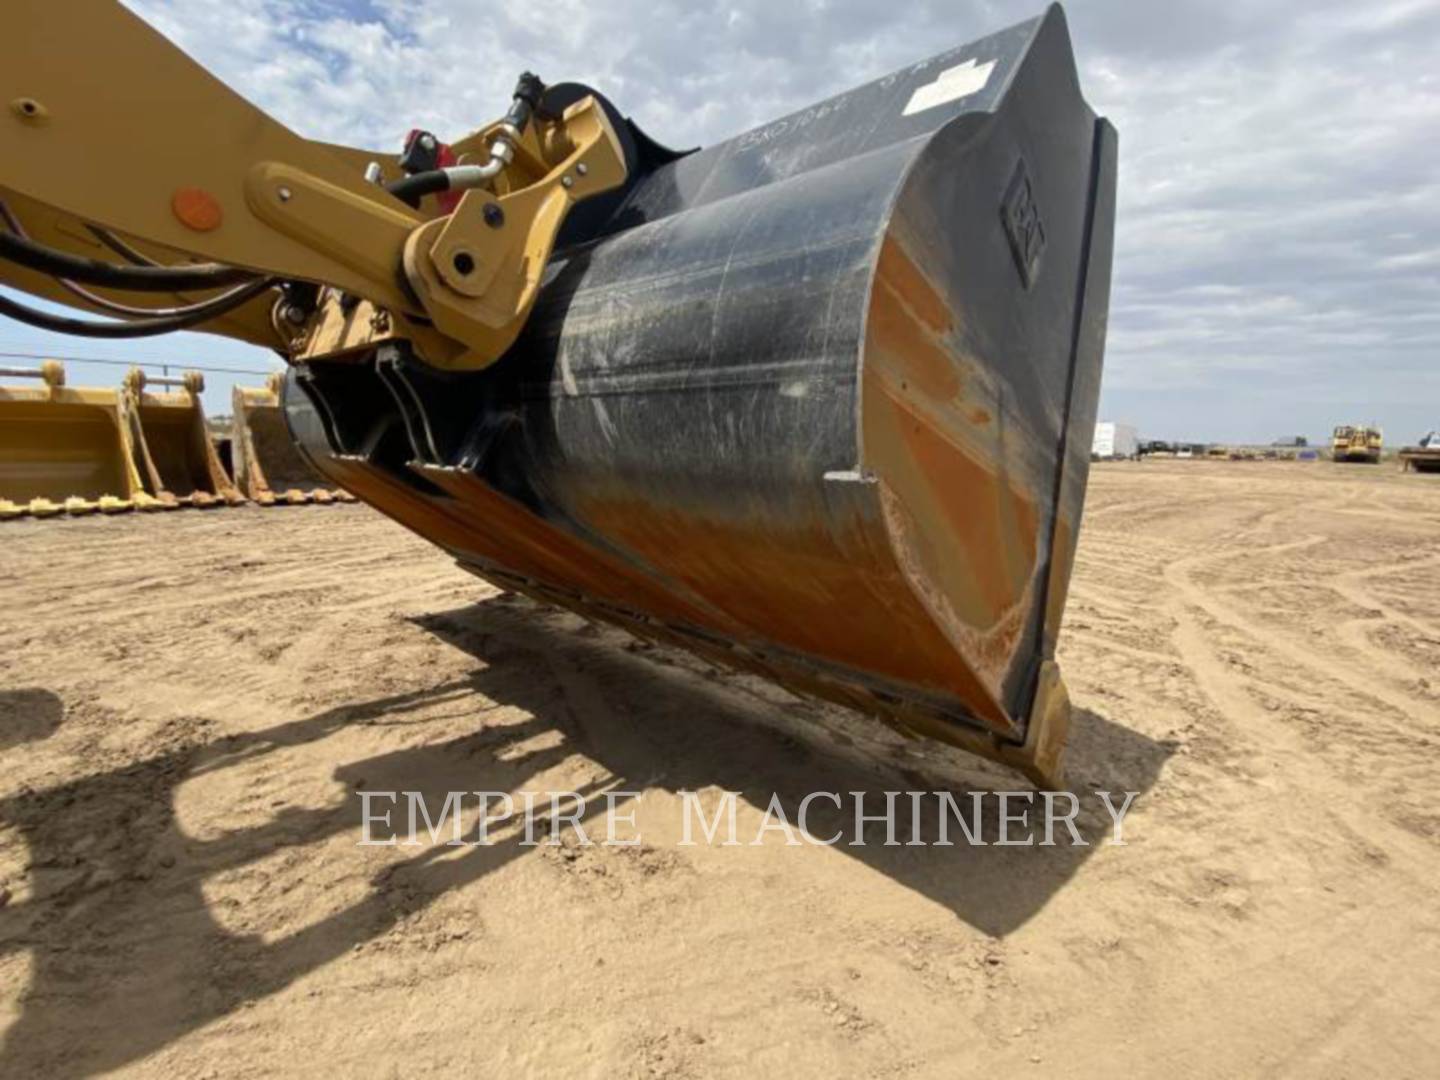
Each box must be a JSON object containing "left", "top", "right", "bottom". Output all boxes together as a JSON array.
[
  {"left": 384, "top": 169, "right": 452, "bottom": 205},
  {"left": 48, "top": 272, "right": 272, "bottom": 320},
  {"left": 0, "top": 199, "right": 271, "bottom": 319},
  {"left": 0, "top": 228, "right": 257, "bottom": 292},
  {"left": 0, "top": 277, "right": 274, "bottom": 338},
  {"left": 86, "top": 225, "right": 161, "bottom": 267},
  {"left": 385, "top": 71, "right": 546, "bottom": 207},
  {"left": 505, "top": 71, "right": 545, "bottom": 132}
]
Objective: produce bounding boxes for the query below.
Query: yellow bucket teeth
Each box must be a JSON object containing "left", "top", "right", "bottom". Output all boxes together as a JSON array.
[
  {"left": 229, "top": 373, "right": 351, "bottom": 506},
  {"left": 0, "top": 361, "right": 145, "bottom": 517},
  {"left": 2, "top": 362, "right": 354, "bottom": 518},
  {"left": 121, "top": 367, "right": 244, "bottom": 509}
]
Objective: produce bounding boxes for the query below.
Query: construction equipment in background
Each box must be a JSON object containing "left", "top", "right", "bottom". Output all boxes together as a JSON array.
[
  {"left": 1092, "top": 422, "right": 1139, "bottom": 461},
  {"left": 1332, "top": 424, "right": 1383, "bottom": 464},
  {"left": 231, "top": 373, "right": 352, "bottom": 505},
  {"left": 0, "top": 3, "right": 1116, "bottom": 787},
  {"left": 0, "top": 360, "right": 155, "bottom": 518},
  {"left": 121, "top": 368, "right": 243, "bottom": 508},
  {"left": 1398, "top": 430, "right": 1440, "bottom": 473}
]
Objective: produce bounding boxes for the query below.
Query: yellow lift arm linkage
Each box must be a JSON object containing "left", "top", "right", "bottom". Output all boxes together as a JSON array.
[{"left": 0, "top": 0, "right": 627, "bottom": 371}]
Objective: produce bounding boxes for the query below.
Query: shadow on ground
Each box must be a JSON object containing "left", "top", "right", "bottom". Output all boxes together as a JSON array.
[
  {"left": 0, "top": 595, "right": 1170, "bottom": 1076},
  {"left": 0, "top": 689, "right": 63, "bottom": 752},
  {"left": 419, "top": 598, "right": 1173, "bottom": 932}
]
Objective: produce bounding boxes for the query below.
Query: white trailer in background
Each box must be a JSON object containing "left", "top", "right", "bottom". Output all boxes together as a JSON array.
[{"left": 1092, "top": 422, "right": 1139, "bottom": 460}]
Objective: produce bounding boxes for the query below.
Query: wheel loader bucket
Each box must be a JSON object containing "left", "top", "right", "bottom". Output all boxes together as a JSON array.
[
  {"left": 121, "top": 368, "right": 243, "bottom": 509},
  {"left": 231, "top": 373, "right": 353, "bottom": 505},
  {"left": 289, "top": 5, "right": 1116, "bottom": 787},
  {"left": 0, "top": 361, "right": 153, "bottom": 518}
]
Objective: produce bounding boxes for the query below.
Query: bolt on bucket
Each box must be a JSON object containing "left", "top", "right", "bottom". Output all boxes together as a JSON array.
[
  {"left": 290, "top": 5, "right": 1116, "bottom": 786},
  {"left": 122, "top": 368, "right": 243, "bottom": 509},
  {"left": 0, "top": 360, "right": 152, "bottom": 518}
]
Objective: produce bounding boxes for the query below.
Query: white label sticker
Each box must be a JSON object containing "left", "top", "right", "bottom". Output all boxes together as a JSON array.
[{"left": 901, "top": 58, "right": 997, "bottom": 117}]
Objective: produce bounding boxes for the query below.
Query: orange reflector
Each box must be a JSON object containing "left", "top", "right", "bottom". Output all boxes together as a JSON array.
[{"left": 171, "top": 187, "right": 222, "bottom": 232}]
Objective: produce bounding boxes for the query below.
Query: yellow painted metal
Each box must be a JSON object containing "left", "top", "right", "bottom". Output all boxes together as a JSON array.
[
  {"left": 399, "top": 98, "right": 629, "bottom": 370},
  {"left": 0, "top": 1, "right": 628, "bottom": 369},
  {"left": 0, "top": 360, "right": 154, "bottom": 517},
  {"left": 231, "top": 373, "right": 352, "bottom": 505},
  {"left": 289, "top": 97, "right": 627, "bottom": 370},
  {"left": 1331, "top": 424, "right": 1382, "bottom": 464},
  {"left": 120, "top": 368, "right": 243, "bottom": 508},
  {"left": 1, "top": 1, "right": 419, "bottom": 312}
]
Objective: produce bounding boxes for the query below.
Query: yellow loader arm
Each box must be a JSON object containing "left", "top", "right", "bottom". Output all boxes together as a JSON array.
[{"left": 0, "top": 0, "right": 628, "bottom": 371}]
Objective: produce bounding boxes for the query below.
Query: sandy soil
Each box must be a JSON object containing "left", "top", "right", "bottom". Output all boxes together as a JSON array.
[{"left": 1, "top": 459, "right": 1438, "bottom": 1078}]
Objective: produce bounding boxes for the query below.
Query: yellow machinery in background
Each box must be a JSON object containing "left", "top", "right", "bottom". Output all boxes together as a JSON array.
[
  {"left": 1, "top": 361, "right": 353, "bottom": 516},
  {"left": 0, "top": 360, "right": 155, "bottom": 517},
  {"left": 231, "top": 373, "right": 352, "bottom": 505},
  {"left": 1332, "top": 425, "right": 1383, "bottom": 464},
  {"left": 121, "top": 367, "right": 243, "bottom": 508}
]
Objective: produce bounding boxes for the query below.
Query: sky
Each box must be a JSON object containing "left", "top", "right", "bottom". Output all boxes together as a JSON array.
[{"left": 3, "top": 0, "right": 1437, "bottom": 443}]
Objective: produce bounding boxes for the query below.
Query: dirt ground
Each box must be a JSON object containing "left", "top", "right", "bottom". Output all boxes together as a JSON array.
[{"left": 1, "top": 459, "right": 1437, "bottom": 1078}]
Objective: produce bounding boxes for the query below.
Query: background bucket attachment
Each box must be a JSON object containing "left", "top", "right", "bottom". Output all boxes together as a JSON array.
[
  {"left": 231, "top": 372, "right": 352, "bottom": 505},
  {"left": 122, "top": 368, "right": 243, "bottom": 509},
  {"left": 0, "top": 360, "right": 151, "bottom": 518}
]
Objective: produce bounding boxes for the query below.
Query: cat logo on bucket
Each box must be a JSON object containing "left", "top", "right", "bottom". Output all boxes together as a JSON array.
[{"left": 1002, "top": 159, "right": 1047, "bottom": 289}]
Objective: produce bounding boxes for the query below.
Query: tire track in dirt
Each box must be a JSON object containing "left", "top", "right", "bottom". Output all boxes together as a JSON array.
[
  {"left": 1165, "top": 538, "right": 1434, "bottom": 725},
  {"left": 1155, "top": 498, "right": 1440, "bottom": 863}
]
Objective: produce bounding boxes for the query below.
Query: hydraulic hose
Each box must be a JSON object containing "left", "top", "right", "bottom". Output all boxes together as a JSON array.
[
  {"left": 384, "top": 158, "right": 505, "bottom": 204},
  {"left": 86, "top": 225, "right": 161, "bottom": 267},
  {"left": 385, "top": 71, "right": 545, "bottom": 207},
  {"left": 0, "top": 200, "right": 270, "bottom": 319},
  {"left": 48, "top": 276, "right": 268, "bottom": 320},
  {"left": 0, "top": 277, "right": 274, "bottom": 338},
  {"left": 0, "top": 227, "right": 257, "bottom": 292}
]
